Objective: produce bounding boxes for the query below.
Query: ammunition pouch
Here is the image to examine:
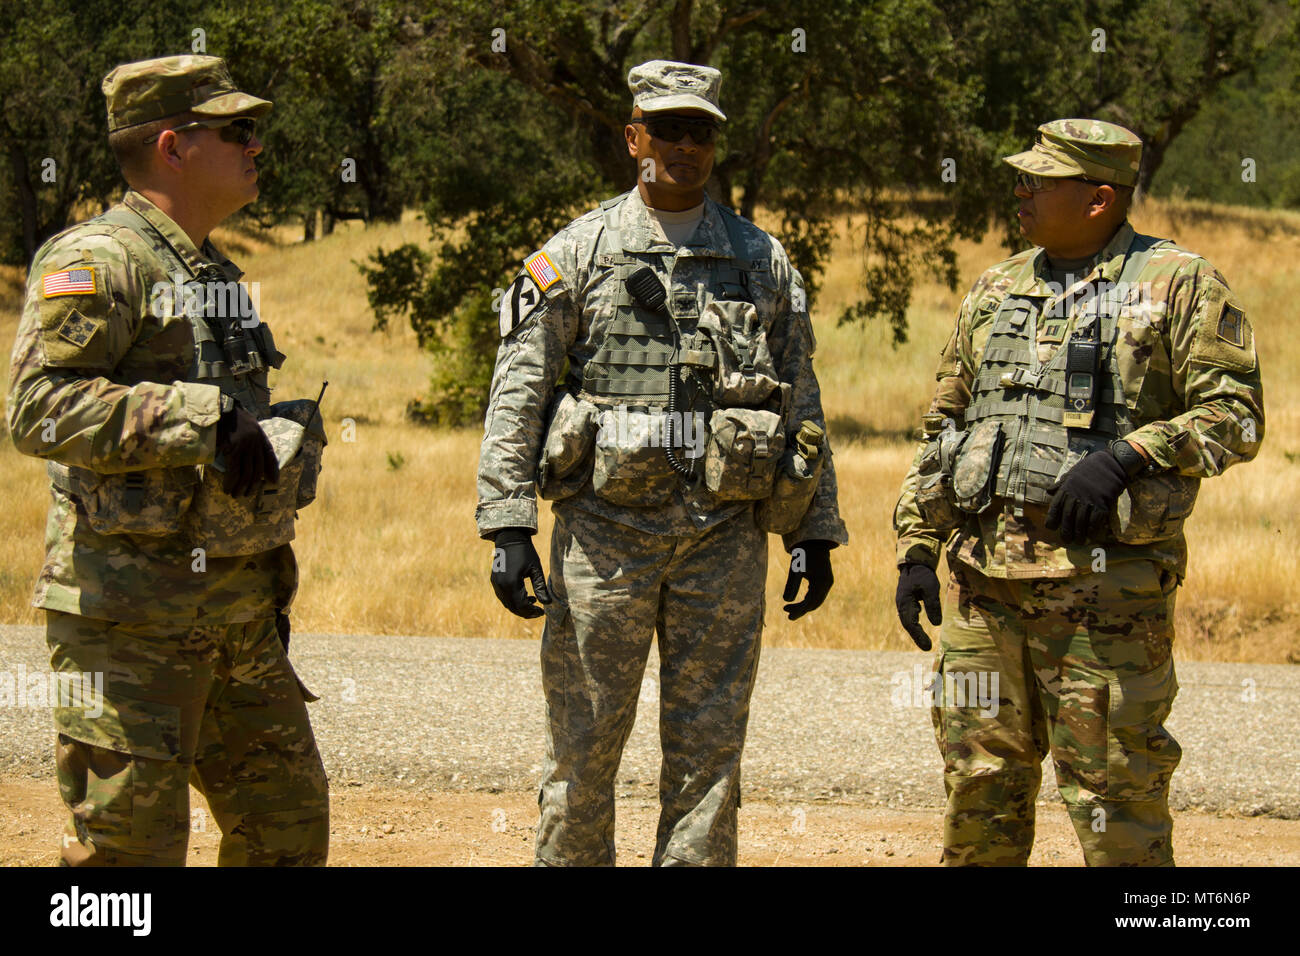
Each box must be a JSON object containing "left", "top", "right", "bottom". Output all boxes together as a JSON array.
[
  {"left": 537, "top": 389, "right": 599, "bottom": 501},
  {"left": 703, "top": 407, "right": 784, "bottom": 501},
  {"left": 50, "top": 462, "right": 197, "bottom": 537},
  {"left": 698, "top": 300, "right": 780, "bottom": 408},
  {"left": 952, "top": 419, "right": 1004, "bottom": 514},
  {"left": 591, "top": 401, "right": 680, "bottom": 506}
]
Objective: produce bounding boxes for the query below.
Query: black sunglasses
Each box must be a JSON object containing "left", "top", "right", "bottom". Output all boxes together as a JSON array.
[
  {"left": 143, "top": 117, "right": 257, "bottom": 146},
  {"left": 630, "top": 115, "right": 720, "bottom": 145},
  {"left": 1016, "top": 171, "right": 1109, "bottom": 192}
]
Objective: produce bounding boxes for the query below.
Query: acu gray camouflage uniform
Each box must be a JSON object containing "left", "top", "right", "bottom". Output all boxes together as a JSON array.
[{"left": 478, "top": 181, "right": 847, "bottom": 866}]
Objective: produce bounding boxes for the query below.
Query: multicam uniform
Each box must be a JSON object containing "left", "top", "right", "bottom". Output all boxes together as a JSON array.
[
  {"left": 6, "top": 189, "right": 328, "bottom": 866},
  {"left": 894, "top": 219, "right": 1264, "bottom": 865},
  {"left": 477, "top": 186, "right": 848, "bottom": 865}
]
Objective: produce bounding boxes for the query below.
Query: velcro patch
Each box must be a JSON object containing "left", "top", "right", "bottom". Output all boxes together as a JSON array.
[
  {"left": 1216, "top": 301, "right": 1245, "bottom": 347},
  {"left": 499, "top": 275, "right": 543, "bottom": 337},
  {"left": 41, "top": 266, "right": 97, "bottom": 298},
  {"left": 55, "top": 309, "right": 99, "bottom": 347},
  {"left": 524, "top": 251, "right": 561, "bottom": 291}
]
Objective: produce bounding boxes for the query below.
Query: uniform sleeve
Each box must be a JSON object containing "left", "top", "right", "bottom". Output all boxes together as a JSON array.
[
  {"left": 892, "top": 290, "right": 978, "bottom": 569},
  {"left": 1124, "top": 264, "right": 1264, "bottom": 476},
  {"left": 6, "top": 237, "right": 220, "bottom": 473},
  {"left": 766, "top": 255, "right": 850, "bottom": 551},
  {"left": 474, "top": 244, "right": 581, "bottom": 538}
]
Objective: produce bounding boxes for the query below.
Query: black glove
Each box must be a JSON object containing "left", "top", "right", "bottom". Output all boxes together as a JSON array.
[
  {"left": 783, "top": 540, "right": 834, "bottom": 621},
  {"left": 275, "top": 609, "right": 291, "bottom": 652},
  {"left": 895, "top": 563, "right": 941, "bottom": 651},
  {"left": 1046, "top": 449, "right": 1129, "bottom": 544},
  {"left": 216, "top": 403, "right": 279, "bottom": 497},
  {"left": 490, "top": 527, "right": 552, "bottom": 619}
]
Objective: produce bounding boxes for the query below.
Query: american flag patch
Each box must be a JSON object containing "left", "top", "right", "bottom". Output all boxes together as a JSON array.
[
  {"left": 42, "top": 267, "right": 97, "bottom": 298},
  {"left": 524, "top": 251, "right": 560, "bottom": 291}
]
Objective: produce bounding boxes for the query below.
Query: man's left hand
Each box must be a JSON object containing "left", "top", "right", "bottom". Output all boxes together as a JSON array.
[
  {"left": 1046, "top": 450, "right": 1129, "bottom": 544},
  {"left": 783, "top": 540, "right": 834, "bottom": 620}
]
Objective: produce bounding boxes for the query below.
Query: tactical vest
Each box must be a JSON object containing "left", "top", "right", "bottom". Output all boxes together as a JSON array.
[
  {"left": 551, "top": 194, "right": 791, "bottom": 508},
  {"left": 963, "top": 235, "right": 1164, "bottom": 515},
  {"left": 47, "top": 202, "right": 322, "bottom": 556},
  {"left": 578, "top": 195, "right": 754, "bottom": 404}
]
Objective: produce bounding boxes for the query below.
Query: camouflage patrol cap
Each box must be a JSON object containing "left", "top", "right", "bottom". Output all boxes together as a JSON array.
[
  {"left": 628, "top": 60, "right": 726, "bottom": 122},
  {"left": 103, "top": 55, "right": 272, "bottom": 132},
  {"left": 1003, "top": 119, "right": 1142, "bottom": 187}
]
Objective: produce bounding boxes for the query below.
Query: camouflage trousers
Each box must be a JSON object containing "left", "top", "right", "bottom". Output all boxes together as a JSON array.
[
  {"left": 536, "top": 504, "right": 766, "bottom": 866},
  {"left": 46, "top": 610, "right": 329, "bottom": 866},
  {"left": 933, "top": 559, "right": 1182, "bottom": 866}
]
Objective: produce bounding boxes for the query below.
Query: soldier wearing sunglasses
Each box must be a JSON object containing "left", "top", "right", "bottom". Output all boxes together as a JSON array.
[
  {"left": 893, "top": 119, "right": 1264, "bottom": 865},
  {"left": 478, "top": 59, "right": 848, "bottom": 865},
  {"left": 6, "top": 55, "right": 329, "bottom": 866}
]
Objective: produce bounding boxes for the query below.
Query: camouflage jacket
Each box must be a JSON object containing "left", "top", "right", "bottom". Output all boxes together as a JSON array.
[
  {"left": 476, "top": 187, "right": 848, "bottom": 551},
  {"left": 894, "top": 221, "right": 1264, "bottom": 579},
  {"left": 6, "top": 190, "right": 296, "bottom": 623}
]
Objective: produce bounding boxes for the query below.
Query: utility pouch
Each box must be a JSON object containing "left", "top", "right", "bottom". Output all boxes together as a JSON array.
[
  {"left": 1110, "top": 472, "right": 1201, "bottom": 545},
  {"left": 268, "top": 399, "right": 328, "bottom": 508},
  {"left": 951, "top": 419, "right": 1004, "bottom": 514},
  {"left": 703, "top": 407, "right": 784, "bottom": 501},
  {"left": 914, "top": 418, "right": 966, "bottom": 531},
  {"left": 183, "top": 416, "right": 306, "bottom": 558},
  {"left": 537, "top": 390, "right": 599, "bottom": 501},
  {"left": 591, "top": 403, "right": 679, "bottom": 506},
  {"left": 698, "top": 300, "right": 780, "bottom": 407},
  {"left": 50, "top": 462, "right": 197, "bottom": 537},
  {"left": 755, "top": 451, "right": 823, "bottom": 534}
]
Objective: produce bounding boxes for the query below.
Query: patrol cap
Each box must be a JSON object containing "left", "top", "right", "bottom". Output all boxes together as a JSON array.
[
  {"left": 1002, "top": 119, "right": 1142, "bottom": 188},
  {"left": 103, "top": 55, "right": 272, "bottom": 132},
  {"left": 627, "top": 60, "right": 726, "bottom": 122}
]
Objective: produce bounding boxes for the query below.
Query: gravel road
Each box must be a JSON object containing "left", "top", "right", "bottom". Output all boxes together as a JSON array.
[{"left": 1, "top": 625, "right": 1295, "bottom": 817}]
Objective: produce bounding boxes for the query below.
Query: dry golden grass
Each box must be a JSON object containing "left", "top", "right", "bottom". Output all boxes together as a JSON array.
[{"left": 2, "top": 197, "right": 1297, "bottom": 662}]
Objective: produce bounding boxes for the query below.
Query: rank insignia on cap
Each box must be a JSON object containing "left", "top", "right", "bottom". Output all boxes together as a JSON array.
[
  {"left": 55, "top": 310, "right": 99, "bottom": 347},
  {"left": 1216, "top": 301, "right": 1245, "bottom": 348},
  {"left": 524, "top": 251, "right": 561, "bottom": 291},
  {"left": 42, "top": 267, "right": 97, "bottom": 298}
]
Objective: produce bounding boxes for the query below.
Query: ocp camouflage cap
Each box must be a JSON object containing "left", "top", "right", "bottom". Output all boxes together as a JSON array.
[
  {"left": 103, "top": 55, "right": 272, "bottom": 132},
  {"left": 1003, "top": 119, "right": 1142, "bottom": 187},
  {"left": 628, "top": 60, "right": 726, "bottom": 122}
]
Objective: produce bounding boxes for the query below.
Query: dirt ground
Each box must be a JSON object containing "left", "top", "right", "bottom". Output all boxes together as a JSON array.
[{"left": 2, "top": 778, "right": 1297, "bottom": 866}]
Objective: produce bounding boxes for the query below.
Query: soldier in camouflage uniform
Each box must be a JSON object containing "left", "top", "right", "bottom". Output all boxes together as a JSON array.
[
  {"left": 6, "top": 56, "right": 329, "bottom": 866},
  {"left": 477, "top": 60, "right": 848, "bottom": 866},
  {"left": 894, "top": 120, "right": 1264, "bottom": 865}
]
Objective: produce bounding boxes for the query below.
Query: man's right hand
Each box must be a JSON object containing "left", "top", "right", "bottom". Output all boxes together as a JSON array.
[
  {"left": 490, "top": 528, "right": 552, "bottom": 619},
  {"left": 216, "top": 403, "right": 279, "bottom": 497},
  {"left": 895, "top": 563, "right": 942, "bottom": 651}
]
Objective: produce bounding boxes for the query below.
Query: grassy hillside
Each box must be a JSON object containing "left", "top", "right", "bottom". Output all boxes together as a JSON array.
[{"left": 2, "top": 197, "right": 1297, "bottom": 663}]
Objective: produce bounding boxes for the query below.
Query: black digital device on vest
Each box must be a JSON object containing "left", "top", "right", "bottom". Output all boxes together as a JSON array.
[{"left": 1063, "top": 337, "right": 1098, "bottom": 428}]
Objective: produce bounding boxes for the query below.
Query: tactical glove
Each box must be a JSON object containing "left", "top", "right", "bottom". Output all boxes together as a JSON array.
[
  {"left": 216, "top": 403, "right": 279, "bottom": 497},
  {"left": 1046, "top": 449, "right": 1129, "bottom": 544},
  {"left": 783, "top": 540, "right": 834, "bottom": 621},
  {"left": 490, "top": 527, "right": 552, "bottom": 619},
  {"left": 895, "top": 563, "right": 942, "bottom": 651}
]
